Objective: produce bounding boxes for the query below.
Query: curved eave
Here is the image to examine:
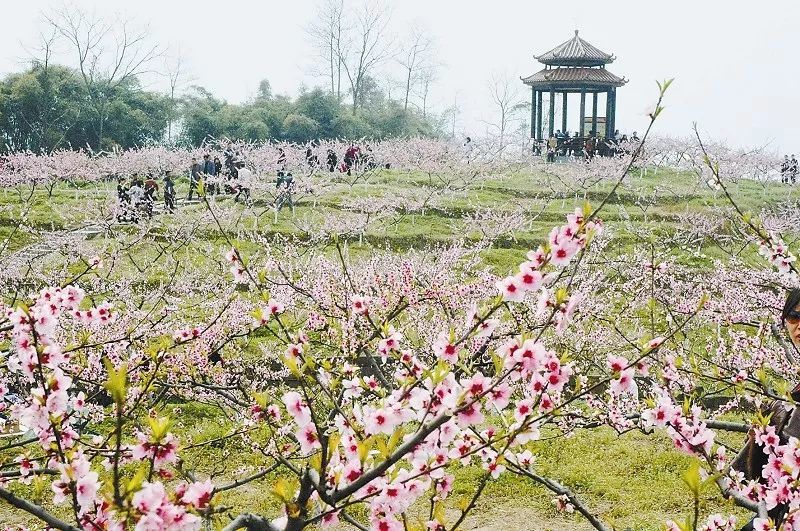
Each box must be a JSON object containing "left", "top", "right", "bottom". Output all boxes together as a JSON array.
[
  {"left": 534, "top": 57, "right": 613, "bottom": 67},
  {"left": 521, "top": 68, "right": 627, "bottom": 89}
]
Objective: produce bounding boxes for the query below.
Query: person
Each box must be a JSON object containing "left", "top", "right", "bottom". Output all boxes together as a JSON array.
[
  {"left": 143, "top": 176, "right": 159, "bottom": 219},
  {"left": 343, "top": 143, "right": 359, "bottom": 175},
  {"left": 546, "top": 134, "right": 558, "bottom": 163},
  {"left": 631, "top": 131, "right": 640, "bottom": 142},
  {"left": 188, "top": 157, "right": 201, "bottom": 201},
  {"left": 781, "top": 155, "right": 790, "bottom": 184},
  {"left": 306, "top": 147, "right": 319, "bottom": 168},
  {"left": 584, "top": 134, "right": 597, "bottom": 161},
  {"left": 163, "top": 172, "right": 176, "bottom": 213},
  {"left": 275, "top": 171, "right": 295, "bottom": 213},
  {"left": 791, "top": 155, "right": 798, "bottom": 184},
  {"left": 363, "top": 145, "right": 376, "bottom": 170},
  {"left": 277, "top": 147, "right": 287, "bottom": 172},
  {"left": 116, "top": 178, "right": 131, "bottom": 222},
  {"left": 733, "top": 288, "right": 800, "bottom": 530},
  {"left": 128, "top": 179, "right": 145, "bottom": 223},
  {"left": 211, "top": 157, "right": 223, "bottom": 195},
  {"left": 233, "top": 161, "right": 252, "bottom": 203},
  {"left": 463, "top": 137, "right": 474, "bottom": 163},
  {"left": 116, "top": 177, "right": 130, "bottom": 204},
  {"left": 224, "top": 147, "right": 236, "bottom": 175},
  {"left": 326, "top": 149, "right": 338, "bottom": 173}
]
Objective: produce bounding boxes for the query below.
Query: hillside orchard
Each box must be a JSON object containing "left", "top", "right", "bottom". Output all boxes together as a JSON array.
[{"left": 1, "top": 90, "right": 800, "bottom": 530}]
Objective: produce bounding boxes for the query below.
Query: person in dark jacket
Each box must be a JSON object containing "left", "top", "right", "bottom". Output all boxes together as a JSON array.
[
  {"left": 781, "top": 155, "right": 790, "bottom": 184},
  {"left": 306, "top": 147, "right": 319, "bottom": 168},
  {"left": 326, "top": 149, "right": 338, "bottom": 172},
  {"left": 143, "top": 176, "right": 158, "bottom": 218},
  {"left": 202, "top": 154, "right": 215, "bottom": 175},
  {"left": 163, "top": 172, "right": 176, "bottom": 213},
  {"left": 188, "top": 158, "right": 200, "bottom": 201},
  {"left": 277, "top": 147, "right": 287, "bottom": 172}
]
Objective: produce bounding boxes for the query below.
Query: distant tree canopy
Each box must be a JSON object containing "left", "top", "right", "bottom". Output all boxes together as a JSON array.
[
  {"left": 0, "top": 63, "right": 171, "bottom": 153},
  {"left": 178, "top": 82, "right": 438, "bottom": 146},
  {"left": 0, "top": 63, "right": 440, "bottom": 153}
]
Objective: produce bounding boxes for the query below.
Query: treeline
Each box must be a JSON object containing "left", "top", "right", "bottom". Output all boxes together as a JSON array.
[{"left": 0, "top": 63, "right": 440, "bottom": 153}]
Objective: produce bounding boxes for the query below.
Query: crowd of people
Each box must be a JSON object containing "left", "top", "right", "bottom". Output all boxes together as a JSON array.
[
  {"left": 781, "top": 154, "right": 798, "bottom": 184},
  {"left": 113, "top": 142, "right": 389, "bottom": 223},
  {"left": 115, "top": 174, "right": 172, "bottom": 223},
  {"left": 538, "top": 129, "right": 640, "bottom": 162}
]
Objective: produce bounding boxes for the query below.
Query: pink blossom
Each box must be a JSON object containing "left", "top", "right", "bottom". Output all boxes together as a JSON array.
[
  {"left": 180, "top": 479, "right": 214, "bottom": 509},
  {"left": 296, "top": 423, "right": 322, "bottom": 454},
  {"left": 496, "top": 276, "right": 526, "bottom": 302},
  {"left": 282, "top": 391, "right": 311, "bottom": 426}
]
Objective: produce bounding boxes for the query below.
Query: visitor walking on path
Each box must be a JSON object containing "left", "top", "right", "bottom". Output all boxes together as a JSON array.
[
  {"left": 163, "top": 172, "right": 176, "bottom": 213},
  {"left": 188, "top": 157, "right": 201, "bottom": 200},
  {"left": 326, "top": 149, "right": 338, "bottom": 172},
  {"left": 277, "top": 147, "right": 287, "bottom": 172},
  {"left": 233, "top": 161, "right": 252, "bottom": 203},
  {"left": 343, "top": 143, "right": 359, "bottom": 175},
  {"left": 143, "top": 176, "right": 159, "bottom": 219},
  {"left": 128, "top": 179, "right": 145, "bottom": 223}
]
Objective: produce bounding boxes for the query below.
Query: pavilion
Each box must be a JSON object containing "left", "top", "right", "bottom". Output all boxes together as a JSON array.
[{"left": 522, "top": 30, "right": 626, "bottom": 141}]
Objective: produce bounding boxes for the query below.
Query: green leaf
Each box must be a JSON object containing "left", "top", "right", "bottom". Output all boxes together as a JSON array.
[
  {"left": 103, "top": 358, "right": 128, "bottom": 406},
  {"left": 681, "top": 460, "right": 702, "bottom": 497},
  {"left": 125, "top": 467, "right": 147, "bottom": 497},
  {"left": 271, "top": 477, "right": 294, "bottom": 503},
  {"left": 147, "top": 416, "right": 172, "bottom": 442}
]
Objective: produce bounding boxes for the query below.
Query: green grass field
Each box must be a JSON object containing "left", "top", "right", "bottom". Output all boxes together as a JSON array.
[{"left": 1, "top": 164, "right": 795, "bottom": 529}]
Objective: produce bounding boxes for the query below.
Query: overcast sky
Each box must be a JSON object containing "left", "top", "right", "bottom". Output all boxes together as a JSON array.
[{"left": 1, "top": 0, "right": 798, "bottom": 152}]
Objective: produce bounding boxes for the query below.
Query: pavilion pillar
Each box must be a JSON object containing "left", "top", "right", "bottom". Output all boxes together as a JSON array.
[
  {"left": 605, "top": 90, "right": 612, "bottom": 138},
  {"left": 536, "top": 90, "right": 543, "bottom": 141},
  {"left": 548, "top": 89, "right": 555, "bottom": 137},
  {"left": 591, "top": 92, "right": 598, "bottom": 136},
  {"left": 609, "top": 87, "right": 617, "bottom": 138},
  {"left": 561, "top": 92, "right": 568, "bottom": 133},
  {"left": 579, "top": 89, "right": 586, "bottom": 137},
  {"left": 530, "top": 87, "right": 536, "bottom": 139}
]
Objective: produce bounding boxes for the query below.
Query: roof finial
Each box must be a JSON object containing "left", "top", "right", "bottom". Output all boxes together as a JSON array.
[{"left": 574, "top": 29, "right": 579, "bottom": 36}]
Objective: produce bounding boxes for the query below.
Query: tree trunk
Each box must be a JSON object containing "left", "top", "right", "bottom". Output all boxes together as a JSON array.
[{"left": 404, "top": 68, "right": 412, "bottom": 112}]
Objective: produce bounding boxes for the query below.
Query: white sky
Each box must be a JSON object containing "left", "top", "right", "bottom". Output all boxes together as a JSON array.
[{"left": 1, "top": 0, "right": 798, "bottom": 152}]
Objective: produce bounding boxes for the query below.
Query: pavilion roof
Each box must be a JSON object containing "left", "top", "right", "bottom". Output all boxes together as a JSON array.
[
  {"left": 535, "top": 31, "right": 614, "bottom": 66},
  {"left": 521, "top": 67, "right": 627, "bottom": 88}
]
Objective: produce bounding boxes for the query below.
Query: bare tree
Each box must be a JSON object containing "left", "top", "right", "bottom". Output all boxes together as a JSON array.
[
  {"left": 485, "top": 73, "right": 526, "bottom": 150},
  {"left": 307, "top": 0, "right": 346, "bottom": 103},
  {"left": 441, "top": 93, "right": 460, "bottom": 139},
  {"left": 42, "top": 4, "right": 162, "bottom": 149},
  {"left": 415, "top": 65, "right": 438, "bottom": 118},
  {"left": 337, "top": 0, "right": 393, "bottom": 114},
  {"left": 161, "top": 52, "right": 191, "bottom": 143},
  {"left": 396, "top": 27, "right": 433, "bottom": 112}
]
